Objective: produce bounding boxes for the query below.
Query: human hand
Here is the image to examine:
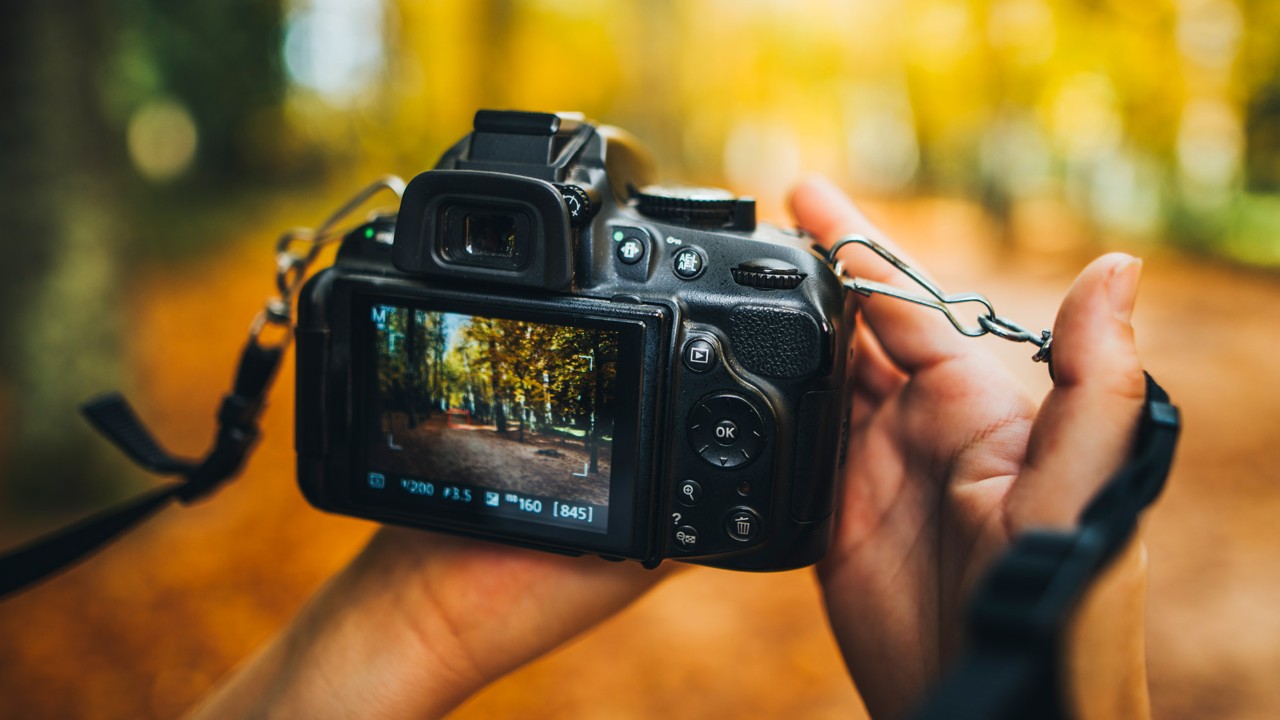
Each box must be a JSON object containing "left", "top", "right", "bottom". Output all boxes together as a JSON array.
[
  {"left": 191, "top": 175, "right": 1150, "bottom": 720},
  {"left": 790, "top": 177, "right": 1149, "bottom": 719},
  {"left": 188, "top": 527, "right": 671, "bottom": 719}
]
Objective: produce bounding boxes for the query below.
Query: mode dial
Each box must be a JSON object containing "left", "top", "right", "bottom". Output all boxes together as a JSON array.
[{"left": 633, "top": 185, "right": 756, "bottom": 231}]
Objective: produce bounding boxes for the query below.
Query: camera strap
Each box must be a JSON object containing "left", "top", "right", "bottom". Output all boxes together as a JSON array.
[
  {"left": 826, "top": 234, "right": 1054, "bottom": 364},
  {"left": 0, "top": 177, "right": 405, "bottom": 600},
  {"left": 0, "top": 339, "right": 283, "bottom": 599},
  {"left": 824, "top": 236, "right": 1181, "bottom": 719}
]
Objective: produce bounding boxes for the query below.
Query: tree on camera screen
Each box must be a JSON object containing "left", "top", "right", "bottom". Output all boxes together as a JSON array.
[{"left": 367, "top": 305, "right": 618, "bottom": 510}]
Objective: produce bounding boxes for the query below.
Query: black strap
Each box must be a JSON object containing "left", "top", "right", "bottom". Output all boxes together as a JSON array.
[
  {"left": 0, "top": 339, "right": 283, "bottom": 600},
  {"left": 911, "top": 373, "right": 1180, "bottom": 719}
]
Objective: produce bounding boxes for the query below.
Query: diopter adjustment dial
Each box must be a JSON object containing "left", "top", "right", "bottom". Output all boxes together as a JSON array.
[
  {"left": 730, "top": 258, "right": 806, "bottom": 290},
  {"left": 555, "top": 183, "right": 594, "bottom": 228},
  {"left": 633, "top": 185, "right": 756, "bottom": 231}
]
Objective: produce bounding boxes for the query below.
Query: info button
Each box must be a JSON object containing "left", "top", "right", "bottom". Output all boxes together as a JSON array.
[
  {"left": 616, "top": 237, "right": 645, "bottom": 264},
  {"left": 612, "top": 226, "right": 650, "bottom": 267}
]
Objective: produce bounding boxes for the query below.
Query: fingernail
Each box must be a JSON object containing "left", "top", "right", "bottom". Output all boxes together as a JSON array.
[{"left": 1107, "top": 256, "right": 1143, "bottom": 323}]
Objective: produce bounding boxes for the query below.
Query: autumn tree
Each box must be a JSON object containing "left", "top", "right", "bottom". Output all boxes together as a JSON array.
[
  {"left": 444, "top": 316, "right": 616, "bottom": 464},
  {"left": 462, "top": 317, "right": 509, "bottom": 433}
]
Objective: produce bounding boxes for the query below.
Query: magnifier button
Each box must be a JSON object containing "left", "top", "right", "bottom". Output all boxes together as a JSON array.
[{"left": 677, "top": 479, "right": 702, "bottom": 506}]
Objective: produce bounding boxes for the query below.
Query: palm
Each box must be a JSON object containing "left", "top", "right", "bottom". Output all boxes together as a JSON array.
[{"left": 821, "top": 341, "right": 1035, "bottom": 715}]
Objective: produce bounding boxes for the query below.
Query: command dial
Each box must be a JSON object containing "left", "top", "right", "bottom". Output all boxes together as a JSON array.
[
  {"left": 731, "top": 258, "right": 806, "bottom": 290},
  {"left": 633, "top": 184, "right": 756, "bottom": 230}
]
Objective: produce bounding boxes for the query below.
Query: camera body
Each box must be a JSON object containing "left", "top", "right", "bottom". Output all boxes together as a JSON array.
[{"left": 296, "top": 110, "right": 854, "bottom": 571}]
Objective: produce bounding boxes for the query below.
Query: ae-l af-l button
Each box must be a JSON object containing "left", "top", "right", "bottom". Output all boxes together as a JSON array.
[{"left": 672, "top": 247, "right": 705, "bottom": 279}]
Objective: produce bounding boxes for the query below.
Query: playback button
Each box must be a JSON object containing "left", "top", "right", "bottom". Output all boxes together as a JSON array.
[{"left": 682, "top": 338, "right": 718, "bottom": 373}]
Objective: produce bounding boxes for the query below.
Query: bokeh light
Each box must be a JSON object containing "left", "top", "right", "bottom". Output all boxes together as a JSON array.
[
  {"left": 126, "top": 98, "right": 199, "bottom": 182},
  {"left": 283, "top": 0, "right": 387, "bottom": 106}
]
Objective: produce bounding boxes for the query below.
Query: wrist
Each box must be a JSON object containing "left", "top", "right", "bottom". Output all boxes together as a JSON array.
[
  {"left": 190, "top": 527, "right": 668, "bottom": 719},
  {"left": 1064, "top": 536, "right": 1151, "bottom": 720},
  {"left": 189, "top": 531, "right": 486, "bottom": 720}
]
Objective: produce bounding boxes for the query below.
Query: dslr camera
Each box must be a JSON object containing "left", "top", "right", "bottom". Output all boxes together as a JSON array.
[{"left": 296, "top": 110, "right": 854, "bottom": 570}]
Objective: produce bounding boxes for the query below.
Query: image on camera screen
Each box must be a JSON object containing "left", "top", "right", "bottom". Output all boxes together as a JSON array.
[{"left": 365, "top": 304, "right": 619, "bottom": 532}]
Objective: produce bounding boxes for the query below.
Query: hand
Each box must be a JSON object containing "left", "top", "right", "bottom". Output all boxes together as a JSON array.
[
  {"left": 790, "top": 177, "right": 1150, "bottom": 719},
  {"left": 188, "top": 528, "right": 671, "bottom": 719}
]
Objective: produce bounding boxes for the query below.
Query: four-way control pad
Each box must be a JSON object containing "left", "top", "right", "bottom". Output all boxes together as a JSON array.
[{"left": 688, "top": 392, "right": 766, "bottom": 469}]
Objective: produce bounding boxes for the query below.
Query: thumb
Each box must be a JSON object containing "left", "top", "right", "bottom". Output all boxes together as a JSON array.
[{"left": 1006, "top": 253, "right": 1147, "bottom": 531}]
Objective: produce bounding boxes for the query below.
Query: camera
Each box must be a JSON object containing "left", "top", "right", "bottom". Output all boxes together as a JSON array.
[{"left": 295, "top": 110, "right": 854, "bottom": 570}]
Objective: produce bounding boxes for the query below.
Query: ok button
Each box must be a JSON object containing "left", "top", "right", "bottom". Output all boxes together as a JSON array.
[
  {"left": 713, "top": 419, "right": 739, "bottom": 445},
  {"left": 688, "top": 392, "right": 766, "bottom": 469}
]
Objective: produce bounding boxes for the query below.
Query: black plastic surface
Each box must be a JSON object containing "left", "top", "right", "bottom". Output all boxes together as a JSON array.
[{"left": 791, "top": 389, "right": 840, "bottom": 522}]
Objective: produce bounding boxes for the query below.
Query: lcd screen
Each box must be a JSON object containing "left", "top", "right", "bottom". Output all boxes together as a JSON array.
[{"left": 361, "top": 303, "right": 621, "bottom": 534}]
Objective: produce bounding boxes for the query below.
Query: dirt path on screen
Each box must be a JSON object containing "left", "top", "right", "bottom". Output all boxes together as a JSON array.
[{"left": 369, "top": 413, "right": 611, "bottom": 505}]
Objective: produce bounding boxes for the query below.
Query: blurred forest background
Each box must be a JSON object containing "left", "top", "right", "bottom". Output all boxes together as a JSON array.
[{"left": 1, "top": 0, "right": 1278, "bottom": 718}]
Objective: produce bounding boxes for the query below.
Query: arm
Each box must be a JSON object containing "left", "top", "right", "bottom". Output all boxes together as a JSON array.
[{"left": 187, "top": 529, "right": 669, "bottom": 719}]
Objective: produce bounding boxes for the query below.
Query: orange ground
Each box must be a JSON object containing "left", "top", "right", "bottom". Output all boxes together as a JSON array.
[{"left": 1, "top": 198, "right": 1278, "bottom": 719}]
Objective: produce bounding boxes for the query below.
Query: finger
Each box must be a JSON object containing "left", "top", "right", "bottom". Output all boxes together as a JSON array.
[
  {"left": 851, "top": 320, "right": 908, "bottom": 405},
  {"left": 789, "top": 175, "right": 976, "bottom": 373},
  {"left": 846, "top": 321, "right": 907, "bottom": 433},
  {"left": 1005, "top": 253, "right": 1147, "bottom": 531}
]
